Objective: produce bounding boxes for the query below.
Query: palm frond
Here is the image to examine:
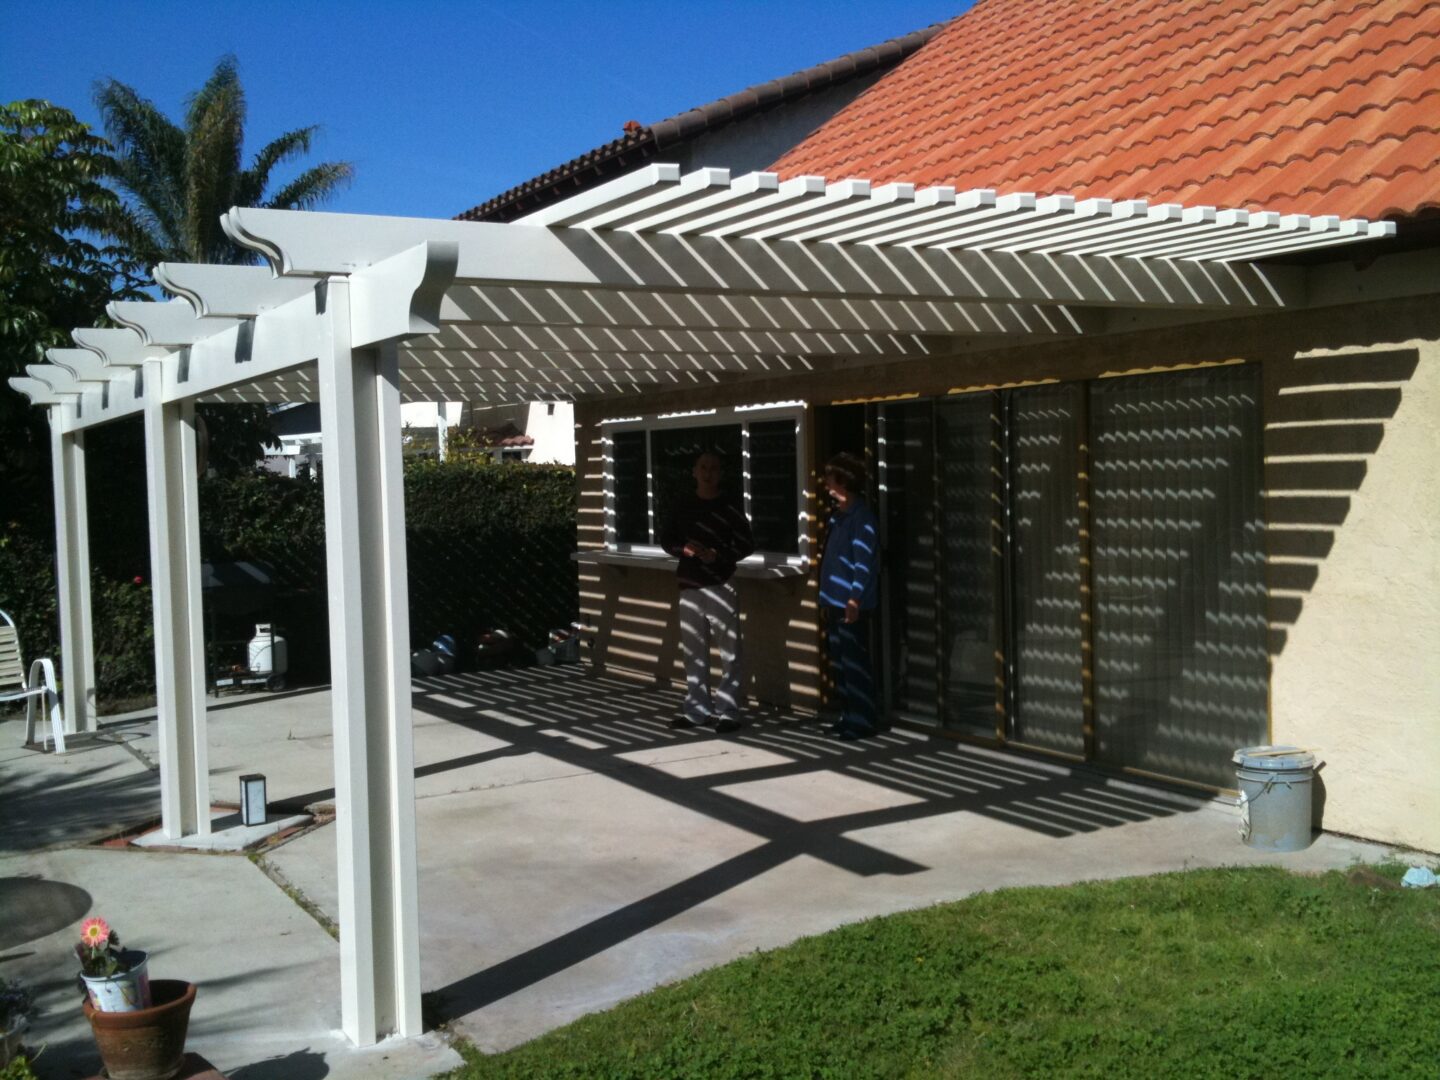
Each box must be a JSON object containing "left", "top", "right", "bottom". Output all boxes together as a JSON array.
[
  {"left": 234, "top": 126, "right": 317, "bottom": 207},
  {"left": 104, "top": 203, "right": 168, "bottom": 270},
  {"left": 263, "top": 161, "right": 355, "bottom": 213},
  {"left": 93, "top": 78, "right": 187, "bottom": 259},
  {"left": 183, "top": 56, "right": 247, "bottom": 261}
]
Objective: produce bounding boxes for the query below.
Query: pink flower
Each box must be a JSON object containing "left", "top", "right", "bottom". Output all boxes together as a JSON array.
[
  {"left": 80, "top": 917, "right": 110, "bottom": 949},
  {"left": 132, "top": 576, "right": 144, "bottom": 585}
]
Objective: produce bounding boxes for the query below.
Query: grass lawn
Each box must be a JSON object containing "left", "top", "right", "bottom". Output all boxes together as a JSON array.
[{"left": 446, "top": 865, "right": 1439, "bottom": 1078}]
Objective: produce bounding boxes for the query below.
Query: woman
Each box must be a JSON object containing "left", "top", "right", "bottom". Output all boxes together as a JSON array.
[{"left": 817, "top": 452, "right": 881, "bottom": 740}]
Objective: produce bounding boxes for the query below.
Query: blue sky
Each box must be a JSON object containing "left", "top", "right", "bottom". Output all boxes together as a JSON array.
[{"left": 2, "top": 1, "right": 965, "bottom": 220}]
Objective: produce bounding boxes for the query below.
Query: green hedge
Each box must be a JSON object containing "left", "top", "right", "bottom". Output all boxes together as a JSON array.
[{"left": 0, "top": 457, "right": 578, "bottom": 707}]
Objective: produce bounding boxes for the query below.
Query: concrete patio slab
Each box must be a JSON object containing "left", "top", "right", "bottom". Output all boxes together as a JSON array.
[
  {"left": 1, "top": 665, "right": 1405, "bottom": 1069},
  {"left": 263, "top": 667, "right": 1396, "bottom": 1053}
]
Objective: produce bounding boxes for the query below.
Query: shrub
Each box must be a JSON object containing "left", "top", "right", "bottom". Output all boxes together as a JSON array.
[
  {"left": 0, "top": 457, "right": 579, "bottom": 706},
  {"left": 91, "top": 575, "right": 154, "bottom": 699},
  {"left": 403, "top": 456, "right": 577, "bottom": 649}
]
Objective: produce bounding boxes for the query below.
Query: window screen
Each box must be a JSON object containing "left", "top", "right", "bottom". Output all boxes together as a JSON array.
[
  {"left": 610, "top": 430, "right": 649, "bottom": 545},
  {"left": 649, "top": 424, "right": 743, "bottom": 542},
  {"left": 748, "top": 419, "right": 800, "bottom": 555}
]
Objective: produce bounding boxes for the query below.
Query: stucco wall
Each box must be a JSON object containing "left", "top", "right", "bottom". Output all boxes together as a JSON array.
[
  {"left": 576, "top": 293, "right": 1440, "bottom": 851},
  {"left": 1264, "top": 338, "right": 1440, "bottom": 853}
]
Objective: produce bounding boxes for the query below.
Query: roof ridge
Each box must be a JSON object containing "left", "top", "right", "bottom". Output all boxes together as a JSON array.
[
  {"left": 456, "top": 20, "right": 947, "bottom": 221},
  {"left": 649, "top": 22, "right": 946, "bottom": 148},
  {"left": 893, "top": 0, "right": 1411, "bottom": 148},
  {"left": 922, "top": 60, "right": 1440, "bottom": 189}
]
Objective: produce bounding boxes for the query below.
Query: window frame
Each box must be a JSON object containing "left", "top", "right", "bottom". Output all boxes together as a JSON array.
[{"left": 602, "top": 403, "right": 810, "bottom": 568}]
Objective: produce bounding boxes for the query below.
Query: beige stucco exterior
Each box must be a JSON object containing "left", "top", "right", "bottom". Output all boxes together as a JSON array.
[
  {"left": 575, "top": 292, "right": 1440, "bottom": 853},
  {"left": 1265, "top": 334, "right": 1440, "bottom": 853}
]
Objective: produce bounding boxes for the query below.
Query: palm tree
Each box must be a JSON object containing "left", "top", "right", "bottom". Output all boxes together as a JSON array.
[{"left": 94, "top": 55, "right": 353, "bottom": 265}]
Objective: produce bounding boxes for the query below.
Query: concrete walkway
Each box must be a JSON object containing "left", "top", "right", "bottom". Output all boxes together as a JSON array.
[
  {"left": 0, "top": 702, "right": 459, "bottom": 1079},
  {"left": 1, "top": 666, "right": 1401, "bottom": 1072}
]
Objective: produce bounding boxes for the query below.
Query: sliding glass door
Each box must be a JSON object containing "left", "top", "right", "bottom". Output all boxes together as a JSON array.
[
  {"left": 1089, "top": 366, "right": 1267, "bottom": 787},
  {"left": 877, "top": 366, "right": 1267, "bottom": 788}
]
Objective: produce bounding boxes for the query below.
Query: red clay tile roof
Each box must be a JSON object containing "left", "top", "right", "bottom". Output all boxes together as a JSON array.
[
  {"left": 457, "top": 23, "right": 944, "bottom": 223},
  {"left": 770, "top": 0, "right": 1440, "bottom": 222}
]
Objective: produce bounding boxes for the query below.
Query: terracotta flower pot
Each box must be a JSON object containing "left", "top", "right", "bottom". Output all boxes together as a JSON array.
[{"left": 83, "top": 979, "right": 196, "bottom": 1080}]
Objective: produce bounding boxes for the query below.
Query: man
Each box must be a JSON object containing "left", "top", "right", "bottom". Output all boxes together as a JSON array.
[
  {"left": 818, "top": 452, "right": 882, "bottom": 740},
  {"left": 660, "top": 450, "right": 755, "bottom": 732}
]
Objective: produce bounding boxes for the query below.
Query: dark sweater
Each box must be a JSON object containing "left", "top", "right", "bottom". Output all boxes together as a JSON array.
[{"left": 659, "top": 493, "right": 755, "bottom": 590}]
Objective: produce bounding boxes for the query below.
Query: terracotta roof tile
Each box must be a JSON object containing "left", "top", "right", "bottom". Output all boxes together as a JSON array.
[{"left": 772, "top": 0, "right": 1440, "bottom": 222}]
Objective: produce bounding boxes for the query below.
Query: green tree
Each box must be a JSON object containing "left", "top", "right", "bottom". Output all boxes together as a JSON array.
[
  {"left": 94, "top": 55, "right": 354, "bottom": 265},
  {"left": 0, "top": 100, "right": 142, "bottom": 511}
]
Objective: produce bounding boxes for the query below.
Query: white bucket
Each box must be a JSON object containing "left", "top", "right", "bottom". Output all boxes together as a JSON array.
[
  {"left": 247, "top": 624, "right": 289, "bottom": 676},
  {"left": 81, "top": 950, "right": 151, "bottom": 1012}
]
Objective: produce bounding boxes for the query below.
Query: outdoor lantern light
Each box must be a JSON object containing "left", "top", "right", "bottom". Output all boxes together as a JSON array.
[{"left": 240, "top": 774, "right": 267, "bottom": 826}]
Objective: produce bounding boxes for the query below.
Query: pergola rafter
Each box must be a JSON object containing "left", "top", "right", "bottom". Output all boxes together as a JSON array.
[{"left": 6, "top": 163, "right": 1396, "bottom": 1049}]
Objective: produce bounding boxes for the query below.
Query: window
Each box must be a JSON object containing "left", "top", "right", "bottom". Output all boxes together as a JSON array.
[{"left": 604, "top": 405, "right": 808, "bottom": 562}]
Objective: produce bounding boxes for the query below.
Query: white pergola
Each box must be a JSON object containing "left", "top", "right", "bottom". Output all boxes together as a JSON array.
[{"left": 8, "top": 164, "right": 1395, "bottom": 1046}]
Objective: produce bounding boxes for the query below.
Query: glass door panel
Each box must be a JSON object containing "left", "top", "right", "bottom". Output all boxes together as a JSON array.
[
  {"left": 1089, "top": 366, "right": 1267, "bottom": 786},
  {"left": 879, "top": 402, "right": 940, "bottom": 723},
  {"left": 936, "top": 394, "right": 1002, "bottom": 737},
  {"left": 1006, "top": 385, "right": 1086, "bottom": 753}
]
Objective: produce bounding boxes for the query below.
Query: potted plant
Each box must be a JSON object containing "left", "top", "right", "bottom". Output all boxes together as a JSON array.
[
  {"left": 76, "top": 917, "right": 150, "bottom": 1013},
  {"left": 0, "top": 978, "right": 35, "bottom": 1067},
  {"left": 76, "top": 918, "right": 197, "bottom": 1080}
]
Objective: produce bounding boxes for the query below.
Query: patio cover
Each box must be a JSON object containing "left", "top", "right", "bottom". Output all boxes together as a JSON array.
[{"left": 6, "top": 164, "right": 1398, "bottom": 1046}]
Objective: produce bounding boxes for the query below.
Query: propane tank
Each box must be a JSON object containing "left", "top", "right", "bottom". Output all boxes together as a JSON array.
[{"left": 247, "top": 623, "right": 289, "bottom": 675}]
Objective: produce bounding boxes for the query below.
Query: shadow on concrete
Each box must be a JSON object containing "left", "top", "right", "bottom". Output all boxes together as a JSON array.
[
  {"left": 413, "top": 666, "right": 1203, "bottom": 1023},
  {"left": 229, "top": 1048, "right": 331, "bottom": 1080},
  {"left": 0, "top": 756, "right": 158, "bottom": 854},
  {"left": 0, "top": 876, "right": 93, "bottom": 949}
]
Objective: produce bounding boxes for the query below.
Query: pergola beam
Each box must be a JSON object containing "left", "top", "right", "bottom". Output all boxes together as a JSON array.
[
  {"left": 410, "top": 321, "right": 953, "bottom": 358},
  {"left": 110, "top": 298, "right": 241, "bottom": 345},
  {"left": 72, "top": 327, "right": 165, "bottom": 367},
  {"left": 226, "top": 206, "right": 1307, "bottom": 311},
  {"left": 399, "top": 347, "right": 854, "bottom": 375},
  {"left": 154, "top": 262, "right": 317, "bottom": 317},
  {"left": 441, "top": 285, "right": 1097, "bottom": 335}
]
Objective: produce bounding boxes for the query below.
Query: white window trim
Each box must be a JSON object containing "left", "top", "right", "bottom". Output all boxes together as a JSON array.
[{"left": 601, "top": 403, "right": 810, "bottom": 569}]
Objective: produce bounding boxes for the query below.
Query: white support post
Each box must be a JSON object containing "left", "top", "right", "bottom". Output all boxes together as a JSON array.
[
  {"left": 49, "top": 411, "right": 96, "bottom": 734},
  {"left": 142, "top": 373, "right": 210, "bottom": 838},
  {"left": 435, "top": 401, "right": 448, "bottom": 462},
  {"left": 317, "top": 277, "right": 422, "bottom": 1045}
]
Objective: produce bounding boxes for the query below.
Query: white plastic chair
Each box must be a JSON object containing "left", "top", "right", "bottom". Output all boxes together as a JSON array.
[{"left": 0, "top": 609, "right": 64, "bottom": 752}]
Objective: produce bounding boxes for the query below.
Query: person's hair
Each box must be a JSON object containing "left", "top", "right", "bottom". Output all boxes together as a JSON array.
[
  {"left": 694, "top": 448, "right": 725, "bottom": 466},
  {"left": 824, "top": 451, "right": 867, "bottom": 492}
]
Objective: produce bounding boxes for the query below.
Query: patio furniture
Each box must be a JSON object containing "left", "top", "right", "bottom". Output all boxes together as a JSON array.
[{"left": 0, "top": 609, "right": 64, "bottom": 753}]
